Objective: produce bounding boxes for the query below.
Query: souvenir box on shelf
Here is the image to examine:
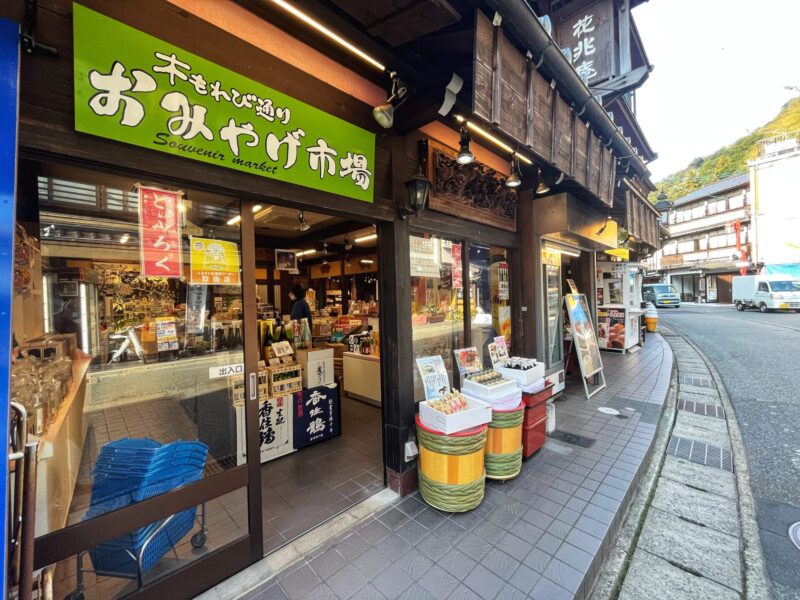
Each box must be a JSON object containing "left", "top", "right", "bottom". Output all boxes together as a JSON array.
[{"left": 460, "top": 371, "right": 519, "bottom": 399}]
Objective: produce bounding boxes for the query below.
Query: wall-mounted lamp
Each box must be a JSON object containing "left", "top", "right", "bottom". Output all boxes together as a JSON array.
[
  {"left": 456, "top": 126, "right": 474, "bottom": 165},
  {"left": 505, "top": 155, "right": 522, "bottom": 188},
  {"left": 373, "top": 71, "right": 410, "bottom": 129},
  {"left": 535, "top": 168, "right": 550, "bottom": 195},
  {"left": 344, "top": 234, "right": 353, "bottom": 251},
  {"left": 399, "top": 167, "right": 432, "bottom": 220}
]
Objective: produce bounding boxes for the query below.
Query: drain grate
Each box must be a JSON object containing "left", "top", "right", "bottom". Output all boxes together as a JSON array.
[
  {"left": 790, "top": 522, "right": 800, "bottom": 552},
  {"left": 679, "top": 375, "right": 717, "bottom": 389},
  {"left": 677, "top": 399, "right": 725, "bottom": 419},
  {"left": 548, "top": 430, "right": 596, "bottom": 448},
  {"left": 666, "top": 435, "right": 732, "bottom": 471}
]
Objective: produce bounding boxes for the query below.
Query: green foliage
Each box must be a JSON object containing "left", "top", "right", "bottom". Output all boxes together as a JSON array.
[{"left": 649, "top": 96, "right": 800, "bottom": 203}]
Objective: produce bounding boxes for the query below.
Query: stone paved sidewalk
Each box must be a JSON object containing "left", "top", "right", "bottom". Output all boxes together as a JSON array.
[
  {"left": 199, "top": 334, "right": 672, "bottom": 600},
  {"left": 615, "top": 327, "right": 768, "bottom": 600}
]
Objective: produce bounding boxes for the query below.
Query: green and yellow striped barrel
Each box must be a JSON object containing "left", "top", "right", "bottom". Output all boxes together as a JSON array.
[
  {"left": 415, "top": 415, "right": 488, "bottom": 513},
  {"left": 485, "top": 402, "right": 524, "bottom": 480}
]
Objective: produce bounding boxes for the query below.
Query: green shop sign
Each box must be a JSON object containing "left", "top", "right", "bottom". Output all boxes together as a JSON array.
[{"left": 73, "top": 3, "right": 375, "bottom": 202}]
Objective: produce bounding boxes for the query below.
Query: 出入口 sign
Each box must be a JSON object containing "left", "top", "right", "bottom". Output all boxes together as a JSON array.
[
  {"left": 556, "top": 0, "right": 614, "bottom": 85},
  {"left": 73, "top": 4, "right": 375, "bottom": 202}
]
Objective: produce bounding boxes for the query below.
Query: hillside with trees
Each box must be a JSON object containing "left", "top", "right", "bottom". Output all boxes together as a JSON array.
[{"left": 650, "top": 96, "right": 800, "bottom": 202}]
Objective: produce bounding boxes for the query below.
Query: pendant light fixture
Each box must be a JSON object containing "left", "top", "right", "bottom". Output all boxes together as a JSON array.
[
  {"left": 298, "top": 210, "right": 310, "bottom": 231},
  {"left": 456, "top": 126, "right": 475, "bottom": 165},
  {"left": 535, "top": 168, "right": 550, "bottom": 195},
  {"left": 373, "top": 71, "right": 410, "bottom": 129},
  {"left": 505, "top": 155, "right": 522, "bottom": 188}
]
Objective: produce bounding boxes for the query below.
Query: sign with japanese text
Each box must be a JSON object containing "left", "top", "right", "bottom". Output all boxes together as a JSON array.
[
  {"left": 184, "top": 284, "right": 208, "bottom": 335},
  {"left": 208, "top": 362, "right": 244, "bottom": 379},
  {"left": 189, "top": 236, "right": 241, "bottom": 286},
  {"left": 415, "top": 356, "right": 450, "bottom": 401},
  {"left": 556, "top": 0, "right": 614, "bottom": 85},
  {"left": 597, "top": 306, "right": 625, "bottom": 350},
  {"left": 259, "top": 394, "right": 294, "bottom": 463},
  {"left": 138, "top": 186, "right": 181, "bottom": 277},
  {"left": 155, "top": 317, "right": 178, "bottom": 351},
  {"left": 293, "top": 384, "right": 340, "bottom": 449},
  {"left": 73, "top": 4, "right": 375, "bottom": 202}
]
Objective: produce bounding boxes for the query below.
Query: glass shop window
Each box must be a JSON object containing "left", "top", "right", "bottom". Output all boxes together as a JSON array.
[
  {"left": 13, "top": 161, "right": 248, "bottom": 538},
  {"left": 409, "top": 234, "right": 464, "bottom": 402},
  {"left": 469, "top": 244, "right": 512, "bottom": 368}
]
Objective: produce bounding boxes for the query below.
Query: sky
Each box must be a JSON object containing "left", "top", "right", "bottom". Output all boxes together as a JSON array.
[{"left": 632, "top": 0, "right": 800, "bottom": 182}]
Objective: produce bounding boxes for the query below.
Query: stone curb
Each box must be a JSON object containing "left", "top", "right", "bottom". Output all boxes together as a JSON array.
[
  {"left": 588, "top": 338, "right": 679, "bottom": 600},
  {"left": 667, "top": 330, "right": 770, "bottom": 600}
]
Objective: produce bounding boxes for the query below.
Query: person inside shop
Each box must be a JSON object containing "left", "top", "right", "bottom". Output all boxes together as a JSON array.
[{"left": 289, "top": 284, "right": 312, "bottom": 326}]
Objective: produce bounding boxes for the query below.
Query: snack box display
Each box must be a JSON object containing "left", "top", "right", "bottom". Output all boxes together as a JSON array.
[
  {"left": 419, "top": 393, "right": 492, "bottom": 435},
  {"left": 465, "top": 388, "right": 522, "bottom": 411},
  {"left": 461, "top": 371, "right": 518, "bottom": 399},
  {"left": 494, "top": 357, "right": 545, "bottom": 386}
]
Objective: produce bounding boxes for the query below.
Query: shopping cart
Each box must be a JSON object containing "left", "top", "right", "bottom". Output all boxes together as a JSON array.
[{"left": 65, "top": 439, "right": 209, "bottom": 600}]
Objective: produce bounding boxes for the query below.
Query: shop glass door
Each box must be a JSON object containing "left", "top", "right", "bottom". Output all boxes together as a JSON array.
[
  {"left": 470, "top": 244, "right": 512, "bottom": 366},
  {"left": 542, "top": 251, "right": 563, "bottom": 368},
  {"left": 21, "top": 160, "right": 259, "bottom": 598}
]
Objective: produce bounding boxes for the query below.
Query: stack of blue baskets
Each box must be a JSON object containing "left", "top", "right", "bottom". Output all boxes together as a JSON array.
[{"left": 86, "top": 438, "right": 208, "bottom": 576}]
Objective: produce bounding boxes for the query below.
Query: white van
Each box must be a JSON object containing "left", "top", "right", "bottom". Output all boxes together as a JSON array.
[{"left": 732, "top": 275, "right": 800, "bottom": 312}]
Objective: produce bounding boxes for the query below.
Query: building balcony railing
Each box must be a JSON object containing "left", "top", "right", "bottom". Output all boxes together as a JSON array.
[
  {"left": 667, "top": 208, "right": 748, "bottom": 237},
  {"left": 757, "top": 131, "right": 800, "bottom": 158}
]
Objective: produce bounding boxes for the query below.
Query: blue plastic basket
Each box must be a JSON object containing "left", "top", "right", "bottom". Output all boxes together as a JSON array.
[{"left": 85, "top": 439, "right": 208, "bottom": 577}]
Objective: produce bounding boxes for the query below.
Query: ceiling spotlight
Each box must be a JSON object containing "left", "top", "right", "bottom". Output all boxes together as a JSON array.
[
  {"left": 505, "top": 156, "right": 522, "bottom": 188},
  {"left": 373, "top": 71, "right": 410, "bottom": 129},
  {"left": 456, "top": 126, "right": 475, "bottom": 165},
  {"left": 298, "top": 210, "right": 310, "bottom": 232},
  {"left": 345, "top": 254, "right": 352, "bottom": 267},
  {"left": 344, "top": 234, "right": 353, "bottom": 251},
  {"left": 322, "top": 257, "right": 328, "bottom": 265},
  {"left": 535, "top": 168, "right": 550, "bottom": 195},
  {"left": 323, "top": 241, "right": 329, "bottom": 255}
]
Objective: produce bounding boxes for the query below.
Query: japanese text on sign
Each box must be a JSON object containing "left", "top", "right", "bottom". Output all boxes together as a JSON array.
[
  {"left": 138, "top": 186, "right": 182, "bottom": 277},
  {"left": 73, "top": 4, "right": 375, "bottom": 202},
  {"left": 189, "top": 236, "right": 241, "bottom": 286}
]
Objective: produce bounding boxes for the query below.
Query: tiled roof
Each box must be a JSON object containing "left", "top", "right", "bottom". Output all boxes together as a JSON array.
[{"left": 671, "top": 173, "right": 749, "bottom": 208}]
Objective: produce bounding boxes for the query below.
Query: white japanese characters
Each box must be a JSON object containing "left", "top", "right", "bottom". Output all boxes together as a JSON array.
[
  {"left": 84, "top": 49, "right": 372, "bottom": 193},
  {"left": 570, "top": 13, "right": 598, "bottom": 83}
]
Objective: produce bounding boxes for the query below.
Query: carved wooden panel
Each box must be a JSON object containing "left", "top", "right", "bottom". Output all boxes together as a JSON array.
[
  {"left": 553, "top": 95, "right": 573, "bottom": 174},
  {"left": 426, "top": 139, "right": 517, "bottom": 232},
  {"left": 573, "top": 119, "right": 589, "bottom": 187}
]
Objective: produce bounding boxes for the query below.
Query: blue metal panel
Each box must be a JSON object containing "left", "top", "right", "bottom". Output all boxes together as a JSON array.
[{"left": 0, "top": 17, "right": 21, "bottom": 600}]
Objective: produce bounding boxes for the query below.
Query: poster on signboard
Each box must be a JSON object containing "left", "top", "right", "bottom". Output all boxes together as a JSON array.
[
  {"left": 564, "top": 294, "right": 603, "bottom": 378},
  {"left": 409, "top": 235, "right": 440, "bottom": 278},
  {"left": 451, "top": 243, "right": 463, "bottom": 288},
  {"left": 597, "top": 307, "right": 625, "bottom": 350},
  {"left": 138, "top": 186, "right": 182, "bottom": 278},
  {"left": 259, "top": 394, "right": 295, "bottom": 463},
  {"left": 189, "top": 236, "right": 241, "bottom": 285}
]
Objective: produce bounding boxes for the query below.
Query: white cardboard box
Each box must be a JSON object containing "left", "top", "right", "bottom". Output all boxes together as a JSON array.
[
  {"left": 419, "top": 396, "right": 492, "bottom": 435},
  {"left": 495, "top": 362, "right": 545, "bottom": 386},
  {"left": 461, "top": 376, "right": 518, "bottom": 399},
  {"left": 295, "top": 347, "right": 334, "bottom": 363},
  {"left": 302, "top": 357, "right": 335, "bottom": 388}
]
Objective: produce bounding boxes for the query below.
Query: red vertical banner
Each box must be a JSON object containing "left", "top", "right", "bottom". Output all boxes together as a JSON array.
[
  {"left": 138, "top": 186, "right": 182, "bottom": 277},
  {"left": 451, "top": 242, "right": 463, "bottom": 289}
]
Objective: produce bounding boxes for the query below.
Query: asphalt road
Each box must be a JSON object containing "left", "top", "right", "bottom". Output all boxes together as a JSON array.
[{"left": 660, "top": 304, "right": 800, "bottom": 599}]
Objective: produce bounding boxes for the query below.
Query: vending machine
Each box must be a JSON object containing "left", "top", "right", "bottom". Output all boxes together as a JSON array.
[{"left": 596, "top": 262, "right": 645, "bottom": 352}]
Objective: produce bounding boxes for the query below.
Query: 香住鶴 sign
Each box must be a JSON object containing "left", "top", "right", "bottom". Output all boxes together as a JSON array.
[{"left": 73, "top": 4, "right": 376, "bottom": 203}]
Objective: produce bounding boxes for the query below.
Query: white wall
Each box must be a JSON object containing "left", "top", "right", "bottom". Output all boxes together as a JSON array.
[{"left": 750, "top": 150, "right": 800, "bottom": 266}]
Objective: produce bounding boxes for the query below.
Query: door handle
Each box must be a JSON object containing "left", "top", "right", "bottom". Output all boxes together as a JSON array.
[{"left": 249, "top": 372, "right": 257, "bottom": 401}]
